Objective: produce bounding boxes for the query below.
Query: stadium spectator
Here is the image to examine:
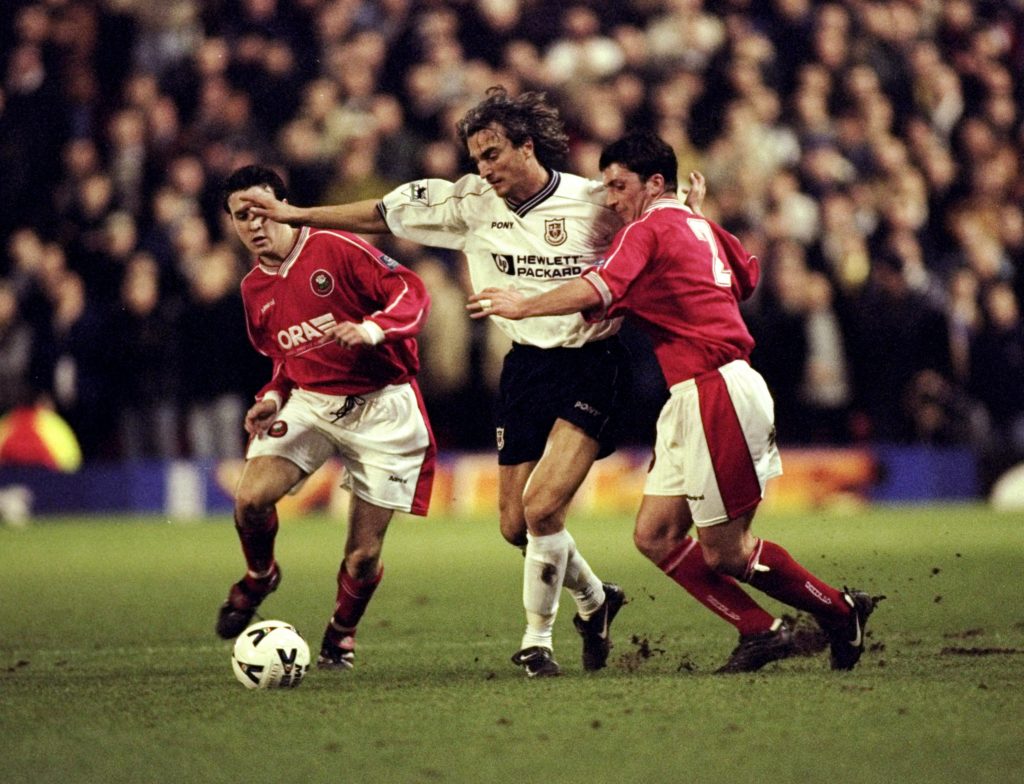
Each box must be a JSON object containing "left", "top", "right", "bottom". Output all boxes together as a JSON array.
[
  {"left": 109, "top": 253, "right": 182, "bottom": 460},
  {"left": 179, "top": 243, "right": 261, "bottom": 460},
  {"left": 0, "top": 279, "right": 34, "bottom": 413},
  {"left": 215, "top": 164, "right": 436, "bottom": 675},
  {"left": 240, "top": 87, "right": 629, "bottom": 679},
  {"left": 470, "top": 130, "right": 877, "bottom": 673},
  {"left": 36, "top": 270, "right": 116, "bottom": 461},
  {"left": 0, "top": 0, "right": 1019, "bottom": 495},
  {"left": 971, "top": 281, "right": 1024, "bottom": 470}
]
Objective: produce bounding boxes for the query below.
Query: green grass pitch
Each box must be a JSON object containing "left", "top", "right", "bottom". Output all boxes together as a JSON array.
[{"left": 2, "top": 505, "right": 1023, "bottom": 784}]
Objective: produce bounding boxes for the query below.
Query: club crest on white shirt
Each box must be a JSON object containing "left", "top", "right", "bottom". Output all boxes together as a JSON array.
[
  {"left": 407, "top": 181, "right": 429, "bottom": 203},
  {"left": 544, "top": 217, "right": 567, "bottom": 246},
  {"left": 310, "top": 269, "right": 334, "bottom": 296}
]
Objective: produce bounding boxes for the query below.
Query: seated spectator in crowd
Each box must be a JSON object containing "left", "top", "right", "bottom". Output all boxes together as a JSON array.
[{"left": 0, "top": 0, "right": 1019, "bottom": 481}]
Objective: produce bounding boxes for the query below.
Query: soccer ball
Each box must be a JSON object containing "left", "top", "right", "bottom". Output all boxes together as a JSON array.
[{"left": 231, "top": 620, "right": 311, "bottom": 689}]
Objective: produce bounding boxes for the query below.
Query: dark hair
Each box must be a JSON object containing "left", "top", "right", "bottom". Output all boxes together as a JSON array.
[
  {"left": 599, "top": 130, "right": 678, "bottom": 191},
  {"left": 455, "top": 86, "right": 569, "bottom": 168},
  {"left": 220, "top": 164, "right": 288, "bottom": 214}
]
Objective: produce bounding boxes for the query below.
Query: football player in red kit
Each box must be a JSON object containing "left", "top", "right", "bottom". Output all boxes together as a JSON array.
[
  {"left": 217, "top": 165, "right": 435, "bottom": 671},
  {"left": 470, "top": 131, "right": 877, "bottom": 673}
]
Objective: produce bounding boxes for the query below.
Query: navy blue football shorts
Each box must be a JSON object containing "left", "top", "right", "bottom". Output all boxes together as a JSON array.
[{"left": 494, "top": 336, "right": 630, "bottom": 466}]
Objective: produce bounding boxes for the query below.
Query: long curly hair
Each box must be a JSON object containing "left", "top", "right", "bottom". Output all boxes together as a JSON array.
[{"left": 455, "top": 86, "right": 569, "bottom": 168}]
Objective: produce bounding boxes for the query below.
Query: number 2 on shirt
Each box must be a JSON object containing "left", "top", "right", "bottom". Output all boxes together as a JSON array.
[{"left": 687, "top": 217, "right": 732, "bottom": 288}]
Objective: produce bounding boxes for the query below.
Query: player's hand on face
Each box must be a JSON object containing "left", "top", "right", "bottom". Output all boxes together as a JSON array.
[
  {"left": 245, "top": 398, "right": 279, "bottom": 437},
  {"left": 683, "top": 171, "right": 707, "bottom": 216},
  {"left": 328, "top": 321, "right": 372, "bottom": 348},
  {"left": 467, "top": 287, "right": 525, "bottom": 320},
  {"left": 240, "top": 192, "right": 302, "bottom": 226}
]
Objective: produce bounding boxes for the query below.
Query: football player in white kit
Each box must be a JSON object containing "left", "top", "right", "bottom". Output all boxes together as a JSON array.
[
  {"left": 244, "top": 87, "right": 628, "bottom": 677},
  {"left": 470, "top": 130, "right": 877, "bottom": 674}
]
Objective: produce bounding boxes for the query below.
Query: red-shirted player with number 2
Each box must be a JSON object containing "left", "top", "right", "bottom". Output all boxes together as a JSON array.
[
  {"left": 471, "top": 131, "right": 878, "bottom": 673},
  {"left": 216, "top": 165, "right": 435, "bottom": 672}
]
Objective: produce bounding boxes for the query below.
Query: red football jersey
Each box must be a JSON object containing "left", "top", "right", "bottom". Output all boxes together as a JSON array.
[
  {"left": 241, "top": 227, "right": 430, "bottom": 398},
  {"left": 582, "top": 200, "right": 759, "bottom": 386}
]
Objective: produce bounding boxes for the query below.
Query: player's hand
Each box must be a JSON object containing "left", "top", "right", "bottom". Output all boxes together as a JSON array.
[
  {"left": 328, "top": 321, "right": 373, "bottom": 348},
  {"left": 244, "top": 398, "right": 279, "bottom": 437},
  {"left": 683, "top": 171, "right": 706, "bottom": 216},
  {"left": 240, "top": 191, "right": 305, "bottom": 226},
  {"left": 467, "top": 287, "right": 526, "bottom": 320}
]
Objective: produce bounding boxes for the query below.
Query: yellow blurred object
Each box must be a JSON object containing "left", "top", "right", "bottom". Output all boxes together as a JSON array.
[{"left": 0, "top": 405, "right": 82, "bottom": 472}]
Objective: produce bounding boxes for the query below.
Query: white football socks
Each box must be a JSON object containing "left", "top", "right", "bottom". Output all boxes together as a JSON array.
[
  {"left": 562, "top": 541, "right": 606, "bottom": 620},
  {"left": 520, "top": 529, "right": 571, "bottom": 650}
]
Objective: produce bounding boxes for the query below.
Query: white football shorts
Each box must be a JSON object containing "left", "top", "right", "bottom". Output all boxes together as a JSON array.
[
  {"left": 246, "top": 383, "right": 435, "bottom": 516},
  {"left": 645, "top": 359, "right": 782, "bottom": 526}
]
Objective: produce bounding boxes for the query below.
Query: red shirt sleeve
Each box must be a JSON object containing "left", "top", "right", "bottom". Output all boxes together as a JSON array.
[
  {"left": 336, "top": 236, "right": 430, "bottom": 344},
  {"left": 711, "top": 223, "right": 760, "bottom": 302},
  {"left": 579, "top": 219, "right": 657, "bottom": 322}
]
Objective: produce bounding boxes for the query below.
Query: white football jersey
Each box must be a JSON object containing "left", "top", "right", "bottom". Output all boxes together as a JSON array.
[{"left": 379, "top": 171, "right": 623, "bottom": 348}]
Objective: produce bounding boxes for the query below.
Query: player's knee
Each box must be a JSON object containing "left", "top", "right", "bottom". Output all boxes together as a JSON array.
[
  {"left": 345, "top": 548, "right": 381, "bottom": 581},
  {"left": 500, "top": 518, "right": 527, "bottom": 548},
  {"left": 633, "top": 523, "right": 661, "bottom": 561},
  {"left": 233, "top": 489, "right": 275, "bottom": 526},
  {"left": 632, "top": 511, "right": 684, "bottom": 563},
  {"left": 521, "top": 487, "right": 566, "bottom": 532},
  {"left": 701, "top": 545, "right": 744, "bottom": 578}
]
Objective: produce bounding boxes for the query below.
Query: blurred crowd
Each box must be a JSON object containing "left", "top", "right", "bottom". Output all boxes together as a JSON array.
[{"left": 0, "top": 0, "right": 1022, "bottom": 486}]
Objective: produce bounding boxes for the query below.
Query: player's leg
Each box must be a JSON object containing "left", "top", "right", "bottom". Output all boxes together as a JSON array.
[
  {"left": 642, "top": 361, "right": 796, "bottom": 671},
  {"left": 217, "top": 389, "right": 336, "bottom": 639},
  {"left": 511, "top": 421, "right": 600, "bottom": 676},
  {"left": 699, "top": 515, "right": 875, "bottom": 671},
  {"left": 318, "top": 497, "right": 394, "bottom": 670},
  {"left": 499, "top": 461, "right": 572, "bottom": 676},
  {"left": 315, "top": 382, "right": 435, "bottom": 669},
  {"left": 215, "top": 454, "right": 304, "bottom": 639},
  {"left": 538, "top": 338, "right": 631, "bottom": 671},
  {"left": 498, "top": 341, "right": 625, "bottom": 675},
  {"left": 698, "top": 510, "right": 845, "bottom": 612},
  {"left": 498, "top": 462, "right": 534, "bottom": 549},
  {"left": 523, "top": 419, "right": 625, "bottom": 672},
  {"left": 692, "top": 361, "right": 875, "bottom": 670},
  {"left": 634, "top": 494, "right": 778, "bottom": 637}
]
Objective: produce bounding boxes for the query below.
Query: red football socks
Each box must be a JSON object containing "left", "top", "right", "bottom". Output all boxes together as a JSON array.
[
  {"left": 659, "top": 537, "right": 776, "bottom": 636},
  {"left": 236, "top": 508, "right": 279, "bottom": 577},
  {"left": 743, "top": 538, "right": 849, "bottom": 623},
  {"left": 330, "top": 564, "right": 383, "bottom": 633}
]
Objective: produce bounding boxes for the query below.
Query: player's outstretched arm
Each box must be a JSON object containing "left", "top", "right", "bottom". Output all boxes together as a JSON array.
[
  {"left": 467, "top": 278, "right": 601, "bottom": 320},
  {"left": 243, "top": 191, "right": 390, "bottom": 234}
]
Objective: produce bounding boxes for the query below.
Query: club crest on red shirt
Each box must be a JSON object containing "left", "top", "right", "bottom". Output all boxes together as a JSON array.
[{"left": 310, "top": 269, "right": 334, "bottom": 296}]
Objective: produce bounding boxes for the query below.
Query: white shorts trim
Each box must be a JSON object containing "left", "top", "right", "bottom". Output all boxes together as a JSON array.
[{"left": 644, "top": 360, "right": 782, "bottom": 526}]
